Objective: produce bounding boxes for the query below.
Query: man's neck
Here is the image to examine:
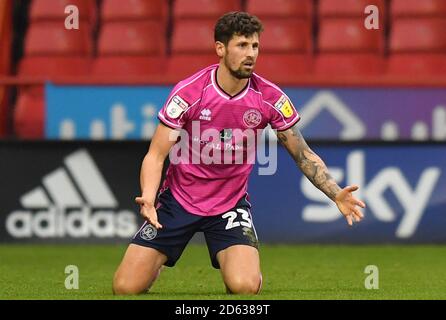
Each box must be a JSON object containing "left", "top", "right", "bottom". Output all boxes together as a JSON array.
[{"left": 216, "top": 64, "right": 249, "bottom": 97}]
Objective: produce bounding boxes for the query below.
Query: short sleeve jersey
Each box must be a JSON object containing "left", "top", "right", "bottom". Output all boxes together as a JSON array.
[{"left": 158, "top": 64, "right": 300, "bottom": 216}]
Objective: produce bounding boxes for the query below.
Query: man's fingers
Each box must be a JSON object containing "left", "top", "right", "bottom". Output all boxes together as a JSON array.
[
  {"left": 352, "top": 198, "right": 366, "bottom": 208},
  {"left": 148, "top": 217, "right": 163, "bottom": 229},
  {"left": 356, "top": 200, "right": 366, "bottom": 208},
  {"left": 135, "top": 197, "right": 162, "bottom": 228},
  {"left": 346, "top": 214, "right": 353, "bottom": 226},
  {"left": 346, "top": 185, "right": 359, "bottom": 192},
  {"left": 143, "top": 216, "right": 162, "bottom": 229},
  {"left": 135, "top": 197, "right": 144, "bottom": 204},
  {"left": 143, "top": 212, "right": 163, "bottom": 229},
  {"left": 346, "top": 208, "right": 363, "bottom": 223},
  {"left": 353, "top": 207, "right": 364, "bottom": 219},
  {"left": 154, "top": 221, "right": 163, "bottom": 229}
]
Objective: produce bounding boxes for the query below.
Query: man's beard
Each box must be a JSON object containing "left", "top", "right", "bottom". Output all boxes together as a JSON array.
[{"left": 225, "top": 56, "right": 254, "bottom": 79}]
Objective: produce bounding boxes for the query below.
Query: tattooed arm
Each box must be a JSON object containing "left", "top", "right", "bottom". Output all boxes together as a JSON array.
[{"left": 276, "top": 124, "right": 365, "bottom": 226}]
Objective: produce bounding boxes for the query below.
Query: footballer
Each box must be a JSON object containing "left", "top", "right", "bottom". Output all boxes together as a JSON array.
[{"left": 113, "top": 12, "right": 365, "bottom": 295}]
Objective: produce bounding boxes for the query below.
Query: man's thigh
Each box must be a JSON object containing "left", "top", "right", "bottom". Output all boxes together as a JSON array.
[
  {"left": 113, "top": 244, "right": 167, "bottom": 294},
  {"left": 131, "top": 188, "right": 202, "bottom": 267},
  {"left": 217, "top": 245, "right": 262, "bottom": 294},
  {"left": 203, "top": 206, "right": 259, "bottom": 269}
]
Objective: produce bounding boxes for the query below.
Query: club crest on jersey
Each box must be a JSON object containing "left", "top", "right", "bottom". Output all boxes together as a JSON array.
[
  {"left": 274, "top": 95, "right": 294, "bottom": 118},
  {"left": 166, "top": 95, "right": 188, "bottom": 119},
  {"left": 140, "top": 224, "right": 157, "bottom": 240},
  {"left": 243, "top": 109, "right": 262, "bottom": 128}
]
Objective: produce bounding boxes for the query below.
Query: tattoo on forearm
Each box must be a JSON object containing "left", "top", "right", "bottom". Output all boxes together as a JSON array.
[{"left": 277, "top": 126, "right": 341, "bottom": 200}]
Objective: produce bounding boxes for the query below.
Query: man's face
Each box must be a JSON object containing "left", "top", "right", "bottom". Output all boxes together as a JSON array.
[{"left": 220, "top": 33, "right": 259, "bottom": 79}]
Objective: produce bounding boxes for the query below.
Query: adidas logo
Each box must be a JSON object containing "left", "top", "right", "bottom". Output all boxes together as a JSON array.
[
  {"left": 5, "top": 149, "right": 138, "bottom": 239},
  {"left": 199, "top": 108, "right": 212, "bottom": 121}
]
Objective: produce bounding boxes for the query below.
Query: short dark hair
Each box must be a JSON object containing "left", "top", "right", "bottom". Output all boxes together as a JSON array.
[{"left": 214, "top": 12, "right": 264, "bottom": 46}]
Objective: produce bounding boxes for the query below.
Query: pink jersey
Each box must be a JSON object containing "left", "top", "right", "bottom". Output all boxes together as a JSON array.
[{"left": 157, "top": 64, "right": 300, "bottom": 216}]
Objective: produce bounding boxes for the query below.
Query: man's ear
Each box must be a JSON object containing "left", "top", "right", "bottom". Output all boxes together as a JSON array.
[{"left": 215, "top": 41, "right": 225, "bottom": 58}]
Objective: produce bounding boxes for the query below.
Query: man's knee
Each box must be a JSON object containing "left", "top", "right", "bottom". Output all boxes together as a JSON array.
[
  {"left": 112, "top": 272, "right": 149, "bottom": 295},
  {"left": 225, "top": 274, "right": 262, "bottom": 295}
]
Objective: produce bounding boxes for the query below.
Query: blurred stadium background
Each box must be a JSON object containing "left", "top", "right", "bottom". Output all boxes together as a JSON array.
[{"left": 1, "top": 0, "right": 446, "bottom": 299}]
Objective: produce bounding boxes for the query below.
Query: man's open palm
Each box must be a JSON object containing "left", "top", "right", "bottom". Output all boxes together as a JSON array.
[{"left": 335, "top": 185, "right": 366, "bottom": 226}]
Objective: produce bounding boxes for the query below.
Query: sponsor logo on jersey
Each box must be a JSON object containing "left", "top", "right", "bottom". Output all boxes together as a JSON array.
[
  {"left": 199, "top": 108, "right": 212, "bottom": 121},
  {"left": 166, "top": 95, "right": 189, "bottom": 119},
  {"left": 274, "top": 95, "right": 294, "bottom": 118}
]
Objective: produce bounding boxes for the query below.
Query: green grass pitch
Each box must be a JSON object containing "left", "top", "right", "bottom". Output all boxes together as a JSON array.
[{"left": 1, "top": 244, "right": 445, "bottom": 300}]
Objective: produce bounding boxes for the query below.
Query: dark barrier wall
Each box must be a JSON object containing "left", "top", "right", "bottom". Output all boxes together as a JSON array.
[
  {"left": 251, "top": 142, "right": 445, "bottom": 243},
  {"left": 0, "top": 141, "right": 444, "bottom": 243},
  {"left": 0, "top": 142, "right": 148, "bottom": 243}
]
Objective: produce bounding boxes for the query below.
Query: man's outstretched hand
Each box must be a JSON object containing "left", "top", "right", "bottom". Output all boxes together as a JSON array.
[
  {"left": 135, "top": 197, "right": 163, "bottom": 229},
  {"left": 334, "top": 185, "right": 366, "bottom": 226}
]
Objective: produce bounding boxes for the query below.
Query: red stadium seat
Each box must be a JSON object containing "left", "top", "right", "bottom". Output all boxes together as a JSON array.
[
  {"left": 17, "top": 57, "right": 91, "bottom": 97},
  {"left": 24, "top": 22, "right": 93, "bottom": 56},
  {"left": 391, "top": 0, "right": 446, "bottom": 18},
  {"left": 246, "top": 0, "right": 312, "bottom": 18},
  {"left": 254, "top": 54, "right": 312, "bottom": 80},
  {"left": 101, "top": 0, "right": 168, "bottom": 22},
  {"left": 388, "top": 54, "right": 446, "bottom": 75},
  {"left": 18, "top": 56, "right": 91, "bottom": 77},
  {"left": 174, "top": 0, "right": 241, "bottom": 19},
  {"left": 98, "top": 21, "right": 166, "bottom": 56},
  {"left": 92, "top": 56, "right": 166, "bottom": 76},
  {"left": 171, "top": 20, "right": 215, "bottom": 54},
  {"left": 318, "top": 19, "right": 383, "bottom": 53},
  {"left": 14, "top": 91, "right": 45, "bottom": 139},
  {"left": 261, "top": 19, "right": 312, "bottom": 53},
  {"left": 390, "top": 19, "right": 446, "bottom": 53},
  {"left": 167, "top": 54, "right": 218, "bottom": 80},
  {"left": 30, "top": 0, "right": 96, "bottom": 22},
  {"left": 315, "top": 53, "right": 385, "bottom": 75},
  {"left": 319, "top": 0, "right": 385, "bottom": 17}
]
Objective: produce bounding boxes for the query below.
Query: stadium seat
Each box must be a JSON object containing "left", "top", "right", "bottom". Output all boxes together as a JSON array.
[
  {"left": 98, "top": 21, "right": 166, "bottom": 56},
  {"left": 391, "top": 0, "right": 446, "bottom": 18},
  {"left": 254, "top": 54, "right": 312, "bottom": 80},
  {"left": 315, "top": 53, "right": 385, "bottom": 75},
  {"left": 167, "top": 54, "right": 218, "bottom": 80},
  {"left": 101, "top": 0, "right": 168, "bottom": 22},
  {"left": 30, "top": 0, "right": 96, "bottom": 22},
  {"left": 319, "top": 0, "right": 385, "bottom": 17},
  {"left": 171, "top": 20, "right": 216, "bottom": 54},
  {"left": 17, "top": 56, "right": 91, "bottom": 97},
  {"left": 261, "top": 19, "right": 312, "bottom": 53},
  {"left": 14, "top": 91, "right": 45, "bottom": 139},
  {"left": 390, "top": 19, "right": 446, "bottom": 53},
  {"left": 18, "top": 56, "right": 92, "bottom": 77},
  {"left": 92, "top": 56, "right": 165, "bottom": 76},
  {"left": 246, "top": 0, "right": 312, "bottom": 18},
  {"left": 388, "top": 54, "right": 446, "bottom": 75},
  {"left": 318, "top": 19, "right": 383, "bottom": 53},
  {"left": 24, "top": 22, "right": 93, "bottom": 56},
  {"left": 174, "top": 0, "right": 241, "bottom": 19}
]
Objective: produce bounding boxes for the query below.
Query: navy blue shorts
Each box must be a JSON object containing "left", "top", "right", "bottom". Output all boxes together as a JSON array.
[{"left": 131, "top": 188, "right": 259, "bottom": 269}]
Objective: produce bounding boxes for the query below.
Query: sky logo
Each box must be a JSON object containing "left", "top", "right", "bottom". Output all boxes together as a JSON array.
[{"left": 301, "top": 150, "right": 441, "bottom": 238}]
